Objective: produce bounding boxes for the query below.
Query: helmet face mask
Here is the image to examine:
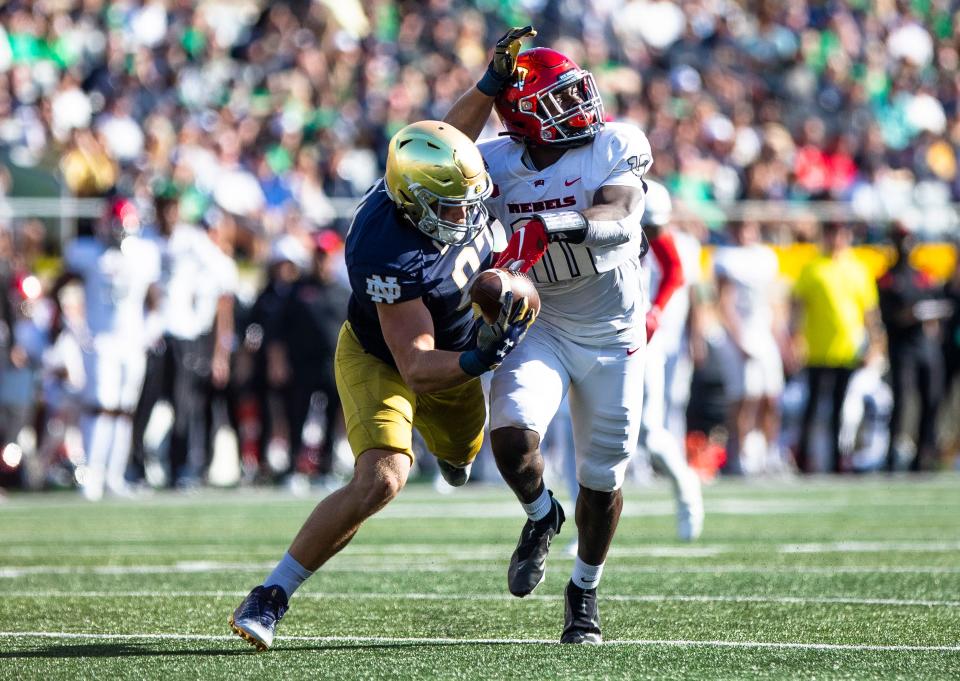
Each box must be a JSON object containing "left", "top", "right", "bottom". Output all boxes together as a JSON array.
[
  {"left": 406, "top": 180, "right": 491, "bottom": 246},
  {"left": 497, "top": 48, "right": 605, "bottom": 148},
  {"left": 520, "top": 71, "right": 604, "bottom": 146},
  {"left": 385, "top": 121, "right": 493, "bottom": 246}
]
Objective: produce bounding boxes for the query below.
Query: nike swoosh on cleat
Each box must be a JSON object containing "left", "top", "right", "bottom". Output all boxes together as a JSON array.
[{"left": 564, "top": 177, "right": 582, "bottom": 186}]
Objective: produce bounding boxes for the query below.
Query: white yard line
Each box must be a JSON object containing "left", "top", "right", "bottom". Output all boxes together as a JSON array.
[
  {"left": 5, "top": 539, "right": 960, "bottom": 559},
  {"left": 0, "top": 630, "right": 957, "bottom": 652},
  {"left": 8, "top": 590, "right": 960, "bottom": 608},
  {"left": 3, "top": 495, "right": 957, "bottom": 516},
  {"left": 4, "top": 561, "right": 960, "bottom": 578},
  {"left": 780, "top": 541, "right": 960, "bottom": 553}
]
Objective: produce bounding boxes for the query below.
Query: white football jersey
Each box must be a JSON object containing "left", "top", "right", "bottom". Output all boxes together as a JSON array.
[
  {"left": 65, "top": 235, "right": 161, "bottom": 343},
  {"left": 478, "top": 122, "right": 652, "bottom": 346},
  {"left": 160, "top": 223, "right": 239, "bottom": 340},
  {"left": 712, "top": 243, "right": 779, "bottom": 354}
]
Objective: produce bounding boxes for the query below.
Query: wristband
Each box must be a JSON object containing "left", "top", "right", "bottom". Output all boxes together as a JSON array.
[
  {"left": 459, "top": 349, "right": 491, "bottom": 377},
  {"left": 533, "top": 211, "right": 589, "bottom": 244},
  {"left": 477, "top": 67, "right": 510, "bottom": 97}
]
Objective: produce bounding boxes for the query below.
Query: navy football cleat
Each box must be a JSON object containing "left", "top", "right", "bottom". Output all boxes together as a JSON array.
[
  {"left": 560, "top": 581, "right": 602, "bottom": 644},
  {"left": 507, "top": 491, "right": 565, "bottom": 597},
  {"left": 229, "top": 585, "right": 289, "bottom": 651}
]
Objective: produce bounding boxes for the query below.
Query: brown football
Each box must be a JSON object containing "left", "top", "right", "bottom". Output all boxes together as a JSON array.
[{"left": 469, "top": 268, "right": 541, "bottom": 324}]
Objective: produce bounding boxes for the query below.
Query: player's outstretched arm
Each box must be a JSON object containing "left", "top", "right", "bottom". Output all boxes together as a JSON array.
[
  {"left": 443, "top": 25, "right": 536, "bottom": 141},
  {"left": 444, "top": 88, "right": 497, "bottom": 142}
]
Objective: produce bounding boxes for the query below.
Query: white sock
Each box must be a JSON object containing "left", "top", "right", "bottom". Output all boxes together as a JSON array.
[
  {"left": 571, "top": 556, "right": 604, "bottom": 590},
  {"left": 521, "top": 487, "right": 552, "bottom": 522},
  {"left": 106, "top": 416, "right": 133, "bottom": 493},
  {"left": 82, "top": 414, "right": 115, "bottom": 500},
  {"left": 264, "top": 551, "right": 314, "bottom": 598}
]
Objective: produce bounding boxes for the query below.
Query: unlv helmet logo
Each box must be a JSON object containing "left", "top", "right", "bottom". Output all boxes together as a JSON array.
[{"left": 515, "top": 66, "right": 529, "bottom": 90}]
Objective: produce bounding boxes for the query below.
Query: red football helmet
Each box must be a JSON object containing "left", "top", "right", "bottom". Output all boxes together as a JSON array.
[
  {"left": 495, "top": 48, "right": 605, "bottom": 147},
  {"left": 98, "top": 196, "right": 140, "bottom": 246}
]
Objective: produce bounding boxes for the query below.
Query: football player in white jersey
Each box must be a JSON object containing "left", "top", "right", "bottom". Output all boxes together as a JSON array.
[
  {"left": 637, "top": 181, "right": 703, "bottom": 541},
  {"left": 712, "top": 219, "right": 786, "bottom": 474},
  {"left": 446, "top": 29, "right": 652, "bottom": 643},
  {"left": 55, "top": 197, "right": 161, "bottom": 500}
]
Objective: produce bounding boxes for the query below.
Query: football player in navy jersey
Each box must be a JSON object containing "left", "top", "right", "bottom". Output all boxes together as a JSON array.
[
  {"left": 446, "top": 28, "right": 654, "bottom": 643},
  {"left": 230, "top": 121, "right": 535, "bottom": 651}
]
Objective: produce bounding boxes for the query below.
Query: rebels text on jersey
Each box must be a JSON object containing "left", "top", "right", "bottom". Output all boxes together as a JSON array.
[{"left": 345, "top": 181, "right": 495, "bottom": 369}]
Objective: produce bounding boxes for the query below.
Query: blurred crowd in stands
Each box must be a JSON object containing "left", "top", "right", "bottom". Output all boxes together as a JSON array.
[{"left": 1, "top": 0, "right": 960, "bottom": 496}]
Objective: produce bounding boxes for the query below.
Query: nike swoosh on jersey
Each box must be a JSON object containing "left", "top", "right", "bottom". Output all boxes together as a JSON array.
[
  {"left": 564, "top": 177, "right": 582, "bottom": 186},
  {"left": 626, "top": 346, "right": 641, "bottom": 356}
]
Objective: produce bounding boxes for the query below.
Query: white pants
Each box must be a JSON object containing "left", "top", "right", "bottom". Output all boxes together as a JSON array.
[
  {"left": 639, "top": 336, "right": 699, "bottom": 503},
  {"left": 489, "top": 323, "right": 644, "bottom": 492},
  {"left": 719, "top": 332, "right": 784, "bottom": 400},
  {"left": 82, "top": 334, "right": 147, "bottom": 412}
]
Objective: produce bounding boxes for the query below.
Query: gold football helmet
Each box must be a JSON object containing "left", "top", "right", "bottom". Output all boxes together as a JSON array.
[{"left": 385, "top": 121, "right": 492, "bottom": 245}]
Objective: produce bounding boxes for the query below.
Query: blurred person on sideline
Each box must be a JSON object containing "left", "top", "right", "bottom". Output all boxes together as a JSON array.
[
  {"left": 877, "top": 222, "right": 950, "bottom": 471},
  {"left": 255, "top": 234, "right": 312, "bottom": 480},
  {"left": 713, "top": 219, "right": 788, "bottom": 475},
  {"left": 792, "top": 222, "right": 883, "bottom": 474},
  {"left": 130, "top": 191, "right": 237, "bottom": 488},
  {"left": 943, "top": 252, "right": 960, "bottom": 395},
  {"left": 36, "top": 282, "right": 87, "bottom": 489},
  {"left": 636, "top": 181, "right": 703, "bottom": 540},
  {"left": 0, "top": 224, "right": 42, "bottom": 484},
  {"left": 0, "top": 223, "right": 24, "bottom": 384},
  {"left": 53, "top": 197, "right": 161, "bottom": 500},
  {"left": 941, "top": 251, "right": 960, "bottom": 459},
  {"left": 684, "top": 281, "right": 732, "bottom": 479},
  {"left": 268, "top": 230, "right": 349, "bottom": 486}
]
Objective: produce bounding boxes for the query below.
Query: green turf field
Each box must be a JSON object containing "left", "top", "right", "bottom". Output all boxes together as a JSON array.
[{"left": 1, "top": 476, "right": 958, "bottom": 680}]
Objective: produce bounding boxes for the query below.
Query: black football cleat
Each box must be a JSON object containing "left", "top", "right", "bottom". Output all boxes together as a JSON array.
[
  {"left": 507, "top": 491, "right": 565, "bottom": 597},
  {"left": 437, "top": 459, "right": 472, "bottom": 487},
  {"left": 560, "top": 581, "right": 602, "bottom": 644},
  {"left": 229, "top": 585, "right": 289, "bottom": 651}
]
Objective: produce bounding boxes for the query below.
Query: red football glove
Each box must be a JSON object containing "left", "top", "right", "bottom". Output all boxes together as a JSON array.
[
  {"left": 493, "top": 219, "right": 548, "bottom": 273},
  {"left": 645, "top": 305, "right": 662, "bottom": 342}
]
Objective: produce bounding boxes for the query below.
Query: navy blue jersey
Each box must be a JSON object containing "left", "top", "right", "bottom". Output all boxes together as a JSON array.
[{"left": 344, "top": 181, "right": 495, "bottom": 368}]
